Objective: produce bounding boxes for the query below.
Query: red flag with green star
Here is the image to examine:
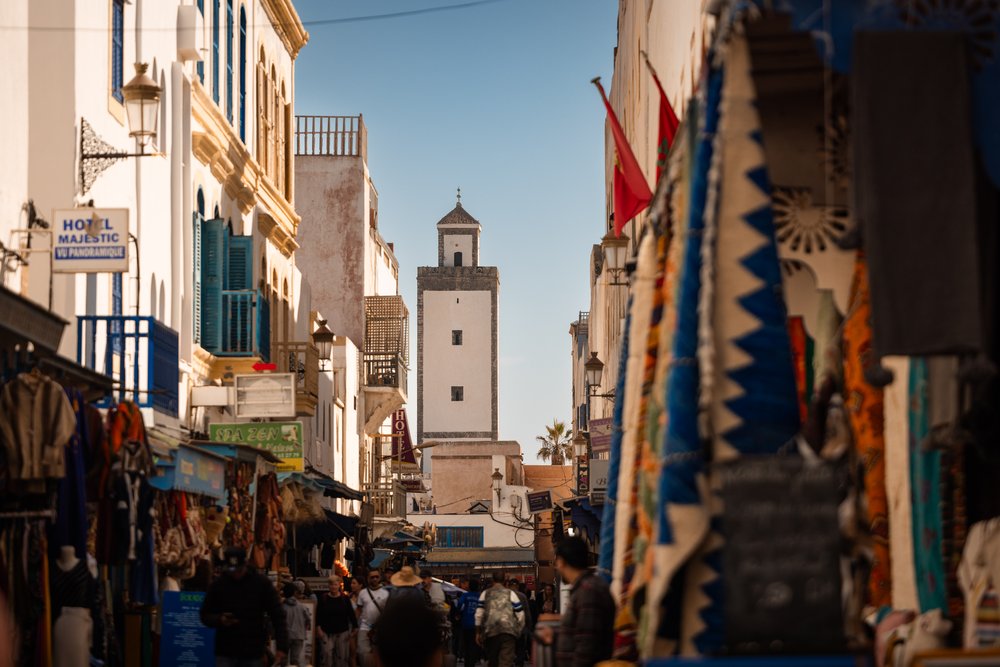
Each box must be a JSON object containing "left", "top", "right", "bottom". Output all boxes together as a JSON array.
[
  {"left": 593, "top": 78, "right": 652, "bottom": 237},
  {"left": 643, "top": 52, "right": 680, "bottom": 183}
]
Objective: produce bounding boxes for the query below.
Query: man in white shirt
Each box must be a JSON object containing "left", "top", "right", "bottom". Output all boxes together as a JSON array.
[{"left": 355, "top": 570, "right": 390, "bottom": 667}]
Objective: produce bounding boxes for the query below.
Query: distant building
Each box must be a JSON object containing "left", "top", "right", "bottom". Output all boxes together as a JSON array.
[{"left": 417, "top": 195, "right": 500, "bottom": 474}]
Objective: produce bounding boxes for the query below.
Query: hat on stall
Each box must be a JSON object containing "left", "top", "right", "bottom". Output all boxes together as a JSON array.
[{"left": 390, "top": 566, "right": 421, "bottom": 587}]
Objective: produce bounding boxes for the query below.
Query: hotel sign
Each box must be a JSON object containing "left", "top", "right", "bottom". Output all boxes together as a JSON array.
[{"left": 52, "top": 209, "right": 129, "bottom": 273}]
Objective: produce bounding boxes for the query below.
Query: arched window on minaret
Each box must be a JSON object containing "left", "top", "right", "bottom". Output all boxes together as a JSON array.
[{"left": 454, "top": 251, "right": 463, "bottom": 267}]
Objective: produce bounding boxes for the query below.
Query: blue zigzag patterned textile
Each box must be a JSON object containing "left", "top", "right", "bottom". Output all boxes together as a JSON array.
[
  {"left": 687, "top": 32, "right": 802, "bottom": 655},
  {"left": 646, "top": 66, "right": 723, "bottom": 655},
  {"left": 598, "top": 295, "right": 633, "bottom": 583}
]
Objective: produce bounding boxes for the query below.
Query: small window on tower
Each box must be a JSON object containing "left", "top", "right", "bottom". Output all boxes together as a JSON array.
[
  {"left": 454, "top": 251, "right": 463, "bottom": 267},
  {"left": 452, "top": 330, "right": 463, "bottom": 345},
  {"left": 451, "top": 386, "right": 464, "bottom": 401}
]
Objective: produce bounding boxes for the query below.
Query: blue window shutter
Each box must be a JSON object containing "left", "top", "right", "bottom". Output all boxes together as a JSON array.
[
  {"left": 196, "top": 0, "right": 205, "bottom": 82},
  {"left": 111, "top": 0, "right": 124, "bottom": 102},
  {"left": 193, "top": 212, "right": 203, "bottom": 344},
  {"left": 226, "top": 234, "right": 252, "bottom": 290},
  {"left": 226, "top": 234, "right": 253, "bottom": 354},
  {"left": 259, "top": 295, "right": 270, "bottom": 362},
  {"left": 212, "top": 0, "right": 220, "bottom": 104},
  {"left": 151, "top": 321, "right": 179, "bottom": 416},
  {"left": 200, "top": 217, "right": 226, "bottom": 353},
  {"left": 226, "top": 0, "right": 233, "bottom": 123},
  {"left": 239, "top": 7, "right": 246, "bottom": 142}
]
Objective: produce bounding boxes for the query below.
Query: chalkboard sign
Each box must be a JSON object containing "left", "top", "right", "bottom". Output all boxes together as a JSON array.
[
  {"left": 527, "top": 490, "right": 553, "bottom": 514},
  {"left": 719, "top": 456, "right": 845, "bottom": 655}
]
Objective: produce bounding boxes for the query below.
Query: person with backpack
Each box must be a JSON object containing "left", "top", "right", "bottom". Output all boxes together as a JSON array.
[
  {"left": 455, "top": 577, "right": 482, "bottom": 667},
  {"left": 355, "top": 570, "right": 390, "bottom": 667},
  {"left": 474, "top": 572, "right": 524, "bottom": 667}
]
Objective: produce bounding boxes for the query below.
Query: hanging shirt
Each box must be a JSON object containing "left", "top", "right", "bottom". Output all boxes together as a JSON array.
[{"left": 0, "top": 372, "right": 76, "bottom": 481}]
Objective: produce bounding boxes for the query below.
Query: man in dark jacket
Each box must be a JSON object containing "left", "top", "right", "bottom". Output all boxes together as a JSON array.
[
  {"left": 551, "top": 537, "right": 614, "bottom": 667},
  {"left": 201, "top": 547, "right": 288, "bottom": 667}
]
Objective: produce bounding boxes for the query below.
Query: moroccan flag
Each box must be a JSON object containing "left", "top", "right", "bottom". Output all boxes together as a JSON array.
[
  {"left": 593, "top": 77, "right": 652, "bottom": 237},
  {"left": 642, "top": 51, "right": 680, "bottom": 182}
]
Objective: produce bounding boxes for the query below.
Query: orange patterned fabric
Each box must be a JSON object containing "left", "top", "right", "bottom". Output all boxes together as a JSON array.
[{"left": 842, "top": 255, "right": 892, "bottom": 610}]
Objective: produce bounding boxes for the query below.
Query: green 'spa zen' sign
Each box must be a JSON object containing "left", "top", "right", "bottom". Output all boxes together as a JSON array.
[{"left": 208, "top": 422, "right": 303, "bottom": 472}]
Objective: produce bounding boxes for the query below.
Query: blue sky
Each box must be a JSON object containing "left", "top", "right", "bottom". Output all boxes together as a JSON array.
[{"left": 293, "top": 0, "right": 617, "bottom": 463}]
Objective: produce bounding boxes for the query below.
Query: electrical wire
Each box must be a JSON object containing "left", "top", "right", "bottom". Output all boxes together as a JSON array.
[{"left": 0, "top": 0, "right": 513, "bottom": 33}]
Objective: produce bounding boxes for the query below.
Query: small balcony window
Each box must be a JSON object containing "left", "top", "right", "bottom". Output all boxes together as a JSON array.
[{"left": 451, "top": 386, "right": 464, "bottom": 402}]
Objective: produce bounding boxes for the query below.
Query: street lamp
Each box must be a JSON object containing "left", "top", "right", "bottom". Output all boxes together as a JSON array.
[
  {"left": 491, "top": 468, "right": 504, "bottom": 504},
  {"left": 80, "top": 63, "right": 163, "bottom": 193},
  {"left": 600, "top": 231, "right": 630, "bottom": 286},
  {"left": 312, "top": 318, "right": 335, "bottom": 370},
  {"left": 585, "top": 352, "right": 604, "bottom": 389},
  {"left": 121, "top": 63, "right": 161, "bottom": 149}
]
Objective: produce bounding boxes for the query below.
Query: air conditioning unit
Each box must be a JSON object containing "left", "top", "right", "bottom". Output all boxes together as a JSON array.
[{"left": 177, "top": 5, "right": 203, "bottom": 62}]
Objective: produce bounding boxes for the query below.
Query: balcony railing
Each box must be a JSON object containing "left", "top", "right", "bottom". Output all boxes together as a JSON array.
[
  {"left": 216, "top": 289, "right": 270, "bottom": 361},
  {"left": 295, "top": 115, "right": 367, "bottom": 158},
  {"left": 363, "top": 353, "right": 407, "bottom": 391},
  {"left": 272, "top": 340, "right": 318, "bottom": 412},
  {"left": 76, "top": 316, "right": 179, "bottom": 415},
  {"left": 363, "top": 481, "right": 406, "bottom": 518}
]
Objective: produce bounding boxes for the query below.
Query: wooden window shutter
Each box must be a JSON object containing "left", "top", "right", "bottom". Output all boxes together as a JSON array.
[
  {"left": 200, "top": 217, "right": 227, "bottom": 353},
  {"left": 226, "top": 235, "right": 253, "bottom": 290}
]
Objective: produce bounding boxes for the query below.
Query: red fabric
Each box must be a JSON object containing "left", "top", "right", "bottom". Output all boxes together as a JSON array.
[
  {"left": 787, "top": 316, "right": 809, "bottom": 424},
  {"left": 646, "top": 60, "right": 680, "bottom": 183},
  {"left": 594, "top": 79, "right": 652, "bottom": 236}
]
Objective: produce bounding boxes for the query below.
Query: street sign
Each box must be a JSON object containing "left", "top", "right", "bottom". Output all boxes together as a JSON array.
[
  {"left": 589, "top": 417, "right": 613, "bottom": 454},
  {"left": 174, "top": 446, "right": 226, "bottom": 499},
  {"left": 526, "top": 489, "right": 553, "bottom": 514},
  {"left": 252, "top": 361, "right": 278, "bottom": 371},
  {"left": 208, "top": 421, "right": 304, "bottom": 472},
  {"left": 52, "top": 209, "right": 129, "bottom": 273},
  {"left": 234, "top": 372, "right": 296, "bottom": 418},
  {"left": 589, "top": 459, "right": 609, "bottom": 505}
]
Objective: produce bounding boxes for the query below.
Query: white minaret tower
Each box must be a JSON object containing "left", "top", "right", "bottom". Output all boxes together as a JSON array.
[{"left": 417, "top": 190, "right": 499, "bottom": 472}]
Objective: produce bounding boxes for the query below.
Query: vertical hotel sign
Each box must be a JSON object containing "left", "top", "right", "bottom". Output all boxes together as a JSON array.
[{"left": 52, "top": 209, "right": 129, "bottom": 273}]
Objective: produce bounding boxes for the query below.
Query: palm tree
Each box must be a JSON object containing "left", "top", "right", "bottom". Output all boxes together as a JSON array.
[{"left": 536, "top": 419, "right": 573, "bottom": 465}]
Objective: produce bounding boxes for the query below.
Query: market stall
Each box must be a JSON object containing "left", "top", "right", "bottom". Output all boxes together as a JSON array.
[{"left": 593, "top": 2, "right": 1000, "bottom": 664}]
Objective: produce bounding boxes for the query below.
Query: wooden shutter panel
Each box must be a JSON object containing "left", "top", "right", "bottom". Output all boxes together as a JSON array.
[
  {"left": 200, "top": 217, "right": 227, "bottom": 353},
  {"left": 193, "top": 213, "right": 202, "bottom": 344},
  {"left": 226, "top": 235, "right": 253, "bottom": 290},
  {"left": 226, "top": 234, "right": 254, "bottom": 353}
]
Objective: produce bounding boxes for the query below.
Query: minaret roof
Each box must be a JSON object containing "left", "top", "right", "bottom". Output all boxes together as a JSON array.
[
  {"left": 437, "top": 188, "right": 480, "bottom": 226},
  {"left": 436, "top": 202, "right": 480, "bottom": 227}
]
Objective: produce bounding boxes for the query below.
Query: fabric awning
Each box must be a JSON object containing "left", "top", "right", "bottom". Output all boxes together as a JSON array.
[
  {"left": 293, "top": 509, "right": 359, "bottom": 548},
  {"left": 277, "top": 471, "right": 364, "bottom": 501},
  {"left": 564, "top": 497, "right": 602, "bottom": 545}
]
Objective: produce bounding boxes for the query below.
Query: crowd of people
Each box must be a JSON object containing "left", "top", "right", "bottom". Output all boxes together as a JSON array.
[{"left": 198, "top": 536, "right": 614, "bottom": 667}]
